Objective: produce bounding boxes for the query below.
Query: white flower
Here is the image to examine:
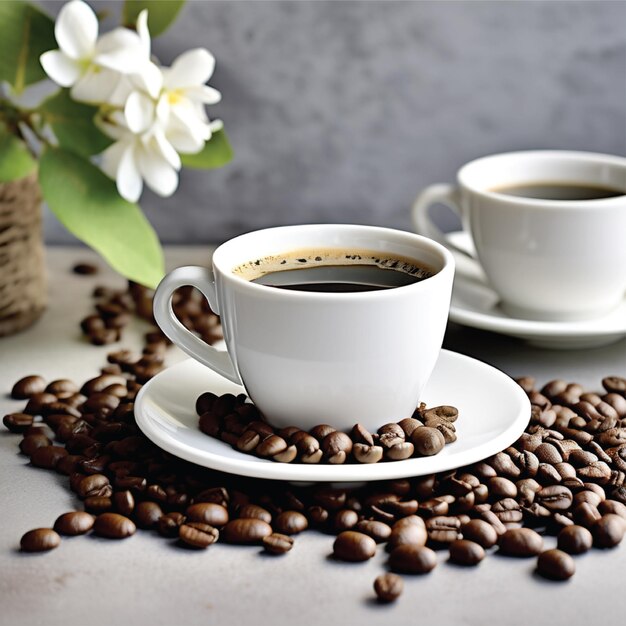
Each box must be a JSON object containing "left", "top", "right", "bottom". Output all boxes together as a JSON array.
[
  {"left": 124, "top": 48, "right": 222, "bottom": 154},
  {"left": 40, "top": 0, "right": 148, "bottom": 104},
  {"left": 100, "top": 112, "right": 181, "bottom": 203}
]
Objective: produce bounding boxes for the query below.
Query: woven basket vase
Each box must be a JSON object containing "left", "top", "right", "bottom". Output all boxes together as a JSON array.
[{"left": 0, "top": 173, "right": 46, "bottom": 336}]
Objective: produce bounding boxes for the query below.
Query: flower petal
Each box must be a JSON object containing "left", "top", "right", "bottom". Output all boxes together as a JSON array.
[
  {"left": 70, "top": 66, "right": 123, "bottom": 104},
  {"left": 164, "top": 48, "right": 215, "bottom": 89},
  {"left": 165, "top": 125, "right": 205, "bottom": 154},
  {"left": 95, "top": 28, "right": 147, "bottom": 73},
  {"left": 100, "top": 138, "right": 128, "bottom": 179},
  {"left": 124, "top": 91, "right": 156, "bottom": 134},
  {"left": 136, "top": 142, "right": 178, "bottom": 197},
  {"left": 136, "top": 9, "right": 151, "bottom": 56},
  {"left": 107, "top": 75, "right": 134, "bottom": 107},
  {"left": 55, "top": 0, "right": 98, "bottom": 60},
  {"left": 131, "top": 62, "right": 163, "bottom": 99},
  {"left": 117, "top": 143, "right": 143, "bottom": 202},
  {"left": 40, "top": 50, "right": 83, "bottom": 86},
  {"left": 184, "top": 85, "right": 222, "bottom": 105},
  {"left": 152, "top": 127, "right": 181, "bottom": 170}
]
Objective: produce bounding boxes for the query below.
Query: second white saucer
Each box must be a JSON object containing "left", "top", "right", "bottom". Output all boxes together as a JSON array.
[
  {"left": 135, "top": 350, "right": 530, "bottom": 482},
  {"left": 446, "top": 232, "right": 626, "bottom": 350}
]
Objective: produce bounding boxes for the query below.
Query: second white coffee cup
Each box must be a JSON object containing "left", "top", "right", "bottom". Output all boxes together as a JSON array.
[
  {"left": 413, "top": 150, "right": 626, "bottom": 321},
  {"left": 153, "top": 224, "right": 454, "bottom": 432}
]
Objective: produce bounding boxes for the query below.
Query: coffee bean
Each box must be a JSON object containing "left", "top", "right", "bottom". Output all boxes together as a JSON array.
[
  {"left": 353, "top": 443, "right": 383, "bottom": 463},
  {"left": 77, "top": 474, "right": 111, "bottom": 499},
  {"left": 256, "top": 435, "right": 288, "bottom": 457},
  {"left": 489, "top": 477, "right": 518, "bottom": 499},
  {"left": 492, "top": 498, "right": 522, "bottom": 523},
  {"left": 557, "top": 525, "right": 592, "bottom": 554},
  {"left": 24, "top": 393, "right": 57, "bottom": 415},
  {"left": 397, "top": 417, "right": 422, "bottom": 438},
  {"left": 573, "top": 502, "right": 601, "bottom": 528},
  {"left": 385, "top": 441, "right": 415, "bottom": 461},
  {"left": 157, "top": 512, "right": 186, "bottom": 537},
  {"left": 423, "top": 405, "right": 458, "bottom": 422},
  {"left": 263, "top": 533, "right": 294, "bottom": 555},
  {"left": 389, "top": 544, "right": 437, "bottom": 574},
  {"left": 54, "top": 512, "right": 95, "bottom": 536},
  {"left": 537, "top": 549, "right": 575, "bottom": 581},
  {"left": 179, "top": 522, "right": 219, "bottom": 548},
  {"left": 3, "top": 413, "right": 34, "bottom": 433},
  {"left": 84, "top": 496, "right": 113, "bottom": 514},
  {"left": 134, "top": 502, "right": 163, "bottom": 529},
  {"left": 222, "top": 519, "right": 273, "bottom": 544},
  {"left": 333, "top": 531, "right": 376, "bottom": 562},
  {"left": 592, "top": 514, "right": 626, "bottom": 548},
  {"left": 30, "top": 445, "right": 68, "bottom": 469},
  {"left": 185, "top": 503, "right": 229, "bottom": 527},
  {"left": 19, "top": 434, "right": 51, "bottom": 456},
  {"left": 536, "top": 485, "right": 573, "bottom": 511},
  {"left": 388, "top": 523, "right": 428, "bottom": 550},
  {"left": 602, "top": 377, "right": 626, "bottom": 395},
  {"left": 93, "top": 513, "right": 136, "bottom": 539},
  {"left": 273, "top": 445, "right": 298, "bottom": 463},
  {"left": 411, "top": 427, "right": 445, "bottom": 456},
  {"left": 321, "top": 431, "right": 353, "bottom": 462},
  {"left": 598, "top": 499, "right": 626, "bottom": 520},
  {"left": 113, "top": 491, "right": 135, "bottom": 516},
  {"left": 374, "top": 573, "right": 403, "bottom": 603},
  {"left": 460, "top": 519, "right": 498, "bottom": 549},
  {"left": 334, "top": 509, "right": 359, "bottom": 531},
  {"left": 425, "top": 516, "right": 461, "bottom": 544},
  {"left": 274, "top": 511, "right": 308, "bottom": 535},
  {"left": 20, "top": 528, "right": 60, "bottom": 552},
  {"left": 307, "top": 505, "right": 329, "bottom": 527},
  {"left": 236, "top": 504, "right": 272, "bottom": 524},
  {"left": 12, "top": 376, "right": 46, "bottom": 400},
  {"left": 499, "top": 528, "right": 543, "bottom": 557},
  {"left": 354, "top": 520, "right": 392, "bottom": 543},
  {"left": 449, "top": 539, "right": 485, "bottom": 566}
]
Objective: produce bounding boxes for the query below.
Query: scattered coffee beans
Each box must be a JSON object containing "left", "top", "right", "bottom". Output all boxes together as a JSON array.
[
  {"left": 53, "top": 512, "right": 95, "bottom": 536},
  {"left": 536, "top": 549, "right": 575, "bottom": 581},
  {"left": 333, "top": 531, "right": 377, "bottom": 562},
  {"left": 6, "top": 302, "right": 626, "bottom": 606},
  {"left": 263, "top": 533, "right": 294, "bottom": 555},
  {"left": 374, "top": 573, "right": 403, "bottom": 603},
  {"left": 448, "top": 539, "right": 485, "bottom": 566},
  {"left": 20, "top": 528, "right": 61, "bottom": 552},
  {"left": 93, "top": 513, "right": 136, "bottom": 539},
  {"left": 389, "top": 544, "right": 437, "bottom": 574}
]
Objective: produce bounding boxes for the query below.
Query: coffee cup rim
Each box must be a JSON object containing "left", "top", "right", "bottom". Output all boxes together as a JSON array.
[
  {"left": 458, "top": 150, "right": 626, "bottom": 208},
  {"left": 211, "top": 224, "right": 455, "bottom": 299}
]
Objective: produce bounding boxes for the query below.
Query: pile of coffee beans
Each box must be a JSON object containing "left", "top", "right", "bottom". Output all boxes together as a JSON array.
[
  {"left": 196, "top": 393, "right": 458, "bottom": 464},
  {"left": 80, "top": 281, "right": 222, "bottom": 347},
  {"left": 4, "top": 276, "right": 626, "bottom": 603}
]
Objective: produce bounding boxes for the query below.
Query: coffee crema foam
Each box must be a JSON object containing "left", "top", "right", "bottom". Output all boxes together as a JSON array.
[{"left": 232, "top": 248, "right": 434, "bottom": 282}]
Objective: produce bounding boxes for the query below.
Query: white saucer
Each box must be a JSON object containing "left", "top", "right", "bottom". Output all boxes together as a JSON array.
[
  {"left": 135, "top": 350, "right": 530, "bottom": 482},
  {"left": 446, "top": 232, "right": 626, "bottom": 350}
]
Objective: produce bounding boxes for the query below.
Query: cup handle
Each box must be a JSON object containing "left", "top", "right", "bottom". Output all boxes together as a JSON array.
[
  {"left": 153, "top": 266, "right": 242, "bottom": 385},
  {"left": 412, "top": 184, "right": 487, "bottom": 282}
]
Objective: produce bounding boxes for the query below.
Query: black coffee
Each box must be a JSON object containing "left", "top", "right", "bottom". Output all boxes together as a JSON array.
[
  {"left": 252, "top": 264, "right": 428, "bottom": 292},
  {"left": 235, "top": 248, "right": 433, "bottom": 293},
  {"left": 492, "top": 182, "right": 624, "bottom": 201}
]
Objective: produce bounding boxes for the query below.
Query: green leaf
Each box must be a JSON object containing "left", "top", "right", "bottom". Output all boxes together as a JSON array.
[
  {"left": 0, "top": 1, "right": 56, "bottom": 93},
  {"left": 39, "top": 89, "right": 112, "bottom": 158},
  {"left": 0, "top": 127, "right": 36, "bottom": 182},
  {"left": 39, "top": 147, "right": 165, "bottom": 288},
  {"left": 180, "top": 129, "right": 233, "bottom": 169},
  {"left": 123, "top": 0, "right": 185, "bottom": 37}
]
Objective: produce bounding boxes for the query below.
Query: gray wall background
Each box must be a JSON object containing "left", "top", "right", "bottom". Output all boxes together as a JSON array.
[{"left": 42, "top": 0, "right": 626, "bottom": 245}]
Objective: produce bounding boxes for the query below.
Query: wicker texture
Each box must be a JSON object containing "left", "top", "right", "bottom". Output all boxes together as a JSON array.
[{"left": 0, "top": 173, "right": 46, "bottom": 336}]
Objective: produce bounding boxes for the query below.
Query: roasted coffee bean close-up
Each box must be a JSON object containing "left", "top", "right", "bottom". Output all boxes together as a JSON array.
[{"left": 5, "top": 320, "right": 626, "bottom": 607}]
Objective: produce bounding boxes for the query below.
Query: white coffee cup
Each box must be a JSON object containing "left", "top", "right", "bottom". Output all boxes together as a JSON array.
[
  {"left": 412, "top": 151, "right": 626, "bottom": 321},
  {"left": 153, "top": 224, "right": 454, "bottom": 432}
]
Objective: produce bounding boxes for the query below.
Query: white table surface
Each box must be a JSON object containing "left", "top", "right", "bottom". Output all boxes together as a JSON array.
[{"left": 1, "top": 246, "right": 625, "bottom": 626}]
